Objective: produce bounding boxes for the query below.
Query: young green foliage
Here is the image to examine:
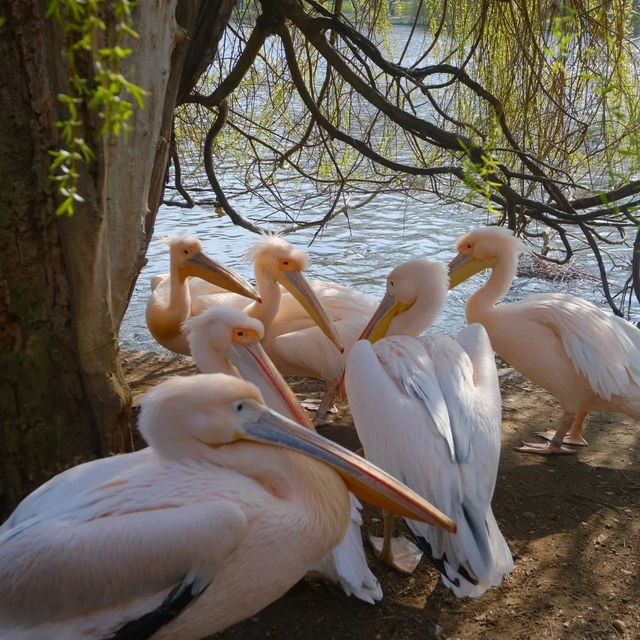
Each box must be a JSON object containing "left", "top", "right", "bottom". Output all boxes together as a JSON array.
[{"left": 46, "top": 0, "right": 149, "bottom": 216}]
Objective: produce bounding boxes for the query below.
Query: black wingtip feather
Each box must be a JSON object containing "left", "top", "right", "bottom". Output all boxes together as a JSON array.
[{"left": 104, "top": 577, "right": 208, "bottom": 640}]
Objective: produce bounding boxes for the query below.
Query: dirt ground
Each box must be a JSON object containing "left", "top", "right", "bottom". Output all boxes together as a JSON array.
[{"left": 122, "top": 350, "right": 640, "bottom": 640}]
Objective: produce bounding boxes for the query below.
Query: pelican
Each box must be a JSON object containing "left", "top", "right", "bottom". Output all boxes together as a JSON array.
[
  {"left": 185, "top": 306, "right": 381, "bottom": 603},
  {"left": 0, "top": 374, "right": 454, "bottom": 640},
  {"left": 345, "top": 259, "right": 512, "bottom": 597},
  {"left": 448, "top": 226, "right": 640, "bottom": 454},
  {"left": 145, "top": 236, "right": 260, "bottom": 354},
  {"left": 191, "top": 235, "right": 377, "bottom": 422}
]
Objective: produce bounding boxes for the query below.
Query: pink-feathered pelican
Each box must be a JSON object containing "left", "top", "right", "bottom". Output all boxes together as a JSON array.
[
  {"left": 0, "top": 374, "right": 455, "bottom": 640},
  {"left": 448, "top": 226, "right": 640, "bottom": 454},
  {"left": 190, "top": 235, "right": 377, "bottom": 422},
  {"left": 184, "top": 306, "right": 382, "bottom": 603},
  {"left": 145, "top": 236, "right": 260, "bottom": 354},
  {"left": 345, "top": 259, "right": 512, "bottom": 597}
]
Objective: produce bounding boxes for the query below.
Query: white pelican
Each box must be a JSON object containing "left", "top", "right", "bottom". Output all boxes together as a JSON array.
[
  {"left": 448, "top": 226, "right": 640, "bottom": 454},
  {"left": 345, "top": 259, "right": 512, "bottom": 597},
  {"left": 191, "top": 235, "right": 377, "bottom": 422},
  {"left": 145, "top": 236, "right": 260, "bottom": 354},
  {"left": 185, "top": 306, "right": 381, "bottom": 603},
  {"left": 0, "top": 374, "right": 454, "bottom": 640}
]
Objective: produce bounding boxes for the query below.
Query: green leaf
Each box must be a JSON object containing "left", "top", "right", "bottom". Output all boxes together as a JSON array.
[
  {"left": 55, "top": 195, "right": 74, "bottom": 216},
  {"left": 44, "top": 0, "right": 59, "bottom": 20},
  {"left": 49, "top": 152, "right": 70, "bottom": 171}
]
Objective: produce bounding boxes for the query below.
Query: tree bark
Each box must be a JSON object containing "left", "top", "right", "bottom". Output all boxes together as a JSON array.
[{"left": 0, "top": 0, "right": 235, "bottom": 518}]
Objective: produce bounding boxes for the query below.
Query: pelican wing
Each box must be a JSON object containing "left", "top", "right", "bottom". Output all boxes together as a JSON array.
[
  {"left": 346, "top": 332, "right": 511, "bottom": 597},
  {"left": 270, "top": 279, "right": 375, "bottom": 342},
  {"left": 372, "top": 336, "right": 456, "bottom": 460},
  {"left": 190, "top": 285, "right": 252, "bottom": 317},
  {"left": 346, "top": 337, "right": 464, "bottom": 558},
  {"left": 526, "top": 293, "right": 640, "bottom": 400},
  {"left": 0, "top": 452, "right": 247, "bottom": 632},
  {"left": 151, "top": 274, "right": 168, "bottom": 291},
  {"left": 0, "top": 451, "right": 154, "bottom": 541}
]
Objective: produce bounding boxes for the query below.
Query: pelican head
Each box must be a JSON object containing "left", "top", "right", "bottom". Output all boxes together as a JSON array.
[
  {"left": 448, "top": 226, "right": 526, "bottom": 289},
  {"left": 360, "top": 259, "right": 449, "bottom": 343},
  {"left": 246, "top": 235, "right": 343, "bottom": 352},
  {"left": 139, "top": 373, "right": 456, "bottom": 531},
  {"left": 164, "top": 236, "right": 260, "bottom": 301},
  {"left": 185, "top": 306, "right": 265, "bottom": 356},
  {"left": 184, "top": 307, "right": 313, "bottom": 429}
]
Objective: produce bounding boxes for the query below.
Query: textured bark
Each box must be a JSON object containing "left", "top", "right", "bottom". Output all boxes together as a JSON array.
[{"left": 0, "top": 0, "right": 234, "bottom": 518}]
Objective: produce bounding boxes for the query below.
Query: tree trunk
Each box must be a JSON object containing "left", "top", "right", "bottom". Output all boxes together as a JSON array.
[{"left": 0, "top": 0, "right": 235, "bottom": 519}]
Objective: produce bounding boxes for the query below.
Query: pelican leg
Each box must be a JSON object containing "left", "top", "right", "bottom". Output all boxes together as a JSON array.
[
  {"left": 515, "top": 412, "right": 577, "bottom": 455},
  {"left": 369, "top": 511, "right": 423, "bottom": 574},
  {"left": 312, "top": 382, "right": 340, "bottom": 426},
  {"left": 535, "top": 410, "right": 588, "bottom": 446}
]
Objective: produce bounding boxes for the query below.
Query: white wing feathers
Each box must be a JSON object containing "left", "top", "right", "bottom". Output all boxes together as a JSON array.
[
  {"left": 0, "top": 452, "right": 246, "bottom": 632},
  {"left": 347, "top": 327, "right": 512, "bottom": 598},
  {"left": 270, "top": 279, "right": 376, "bottom": 382},
  {"left": 311, "top": 495, "right": 382, "bottom": 604},
  {"left": 528, "top": 293, "right": 640, "bottom": 399},
  {"left": 374, "top": 337, "right": 455, "bottom": 461}
]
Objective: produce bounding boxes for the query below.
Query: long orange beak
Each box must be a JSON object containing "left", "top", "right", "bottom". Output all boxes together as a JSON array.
[
  {"left": 225, "top": 340, "right": 315, "bottom": 431},
  {"left": 184, "top": 252, "right": 261, "bottom": 301},
  {"left": 277, "top": 269, "right": 344, "bottom": 353},
  {"left": 237, "top": 406, "right": 456, "bottom": 531}
]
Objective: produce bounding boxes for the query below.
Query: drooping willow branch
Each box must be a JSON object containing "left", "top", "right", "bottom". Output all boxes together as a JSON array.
[
  {"left": 203, "top": 101, "right": 262, "bottom": 234},
  {"left": 163, "top": 126, "right": 195, "bottom": 209},
  {"left": 186, "top": 13, "right": 272, "bottom": 109}
]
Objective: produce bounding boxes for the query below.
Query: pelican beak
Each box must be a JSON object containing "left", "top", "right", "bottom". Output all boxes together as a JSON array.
[
  {"left": 358, "top": 292, "right": 413, "bottom": 344},
  {"left": 225, "top": 340, "right": 315, "bottom": 431},
  {"left": 277, "top": 270, "right": 344, "bottom": 353},
  {"left": 336, "top": 292, "right": 412, "bottom": 400},
  {"left": 184, "top": 252, "right": 261, "bottom": 301},
  {"left": 239, "top": 407, "right": 456, "bottom": 531},
  {"left": 447, "top": 253, "right": 495, "bottom": 289}
]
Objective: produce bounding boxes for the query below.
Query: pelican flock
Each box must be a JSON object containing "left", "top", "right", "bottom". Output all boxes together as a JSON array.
[
  {"left": 187, "top": 235, "right": 377, "bottom": 422},
  {"left": 5, "top": 223, "right": 638, "bottom": 637}
]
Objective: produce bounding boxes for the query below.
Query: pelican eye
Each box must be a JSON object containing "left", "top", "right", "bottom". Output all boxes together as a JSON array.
[
  {"left": 237, "top": 331, "right": 244, "bottom": 336},
  {"left": 466, "top": 244, "right": 472, "bottom": 249},
  {"left": 389, "top": 279, "right": 395, "bottom": 287},
  {"left": 184, "top": 249, "right": 189, "bottom": 254},
  {"left": 236, "top": 402, "right": 243, "bottom": 412},
  {"left": 283, "top": 260, "right": 289, "bottom": 265}
]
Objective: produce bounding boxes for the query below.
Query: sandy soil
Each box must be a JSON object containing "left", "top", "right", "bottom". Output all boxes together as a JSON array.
[{"left": 122, "top": 350, "right": 640, "bottom": 640}]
